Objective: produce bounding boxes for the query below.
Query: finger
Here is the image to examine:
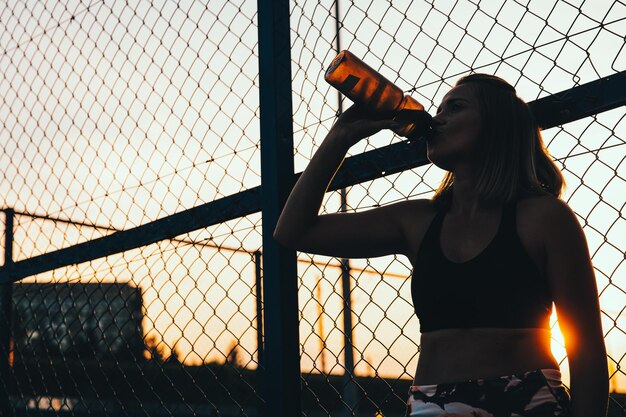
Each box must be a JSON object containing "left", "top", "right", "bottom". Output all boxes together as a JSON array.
[
  {"left": 339, "top": 103, "right": 378, "bottom": 120},
  {"left": 370, "top": 118, "right": 399, "bottom": 131},
  {"left": 356, "top": 119, "right": 398, "bottom": 138}
]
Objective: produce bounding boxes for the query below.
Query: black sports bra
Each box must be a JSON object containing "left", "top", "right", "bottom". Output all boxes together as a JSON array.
[{"left": 411, "top": 201, "right": 553, "bottom": 333}]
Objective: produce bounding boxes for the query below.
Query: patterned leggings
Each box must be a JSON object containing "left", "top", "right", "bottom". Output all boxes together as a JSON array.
[{"left": 406, "top": 368, "right": 572, "bottom": 417}]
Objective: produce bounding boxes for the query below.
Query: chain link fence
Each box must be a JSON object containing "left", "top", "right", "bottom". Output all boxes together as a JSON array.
[{"left": 0, "top": 0, "right": 624, "bottom": 416}]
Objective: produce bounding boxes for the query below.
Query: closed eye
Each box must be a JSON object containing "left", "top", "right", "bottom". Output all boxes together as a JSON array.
[
  {"left": 436, "top": 98, "right": 468, "bottom": 114},
  {"left": 449, "top": 102, "right": 463, "bottom": 111}
]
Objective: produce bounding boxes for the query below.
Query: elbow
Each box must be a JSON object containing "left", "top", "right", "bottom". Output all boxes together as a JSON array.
[
  {"left": 272, "top": 229, "right": 286, "bottom": 245},
  {"left": 272, "top": 225, "right": 295, "bottom": 248},
  {"left": 273, "top": 226, "right": 309, "bottom": 250},
  {"left": 273, "top": 215, "right": 317, "bottom": 249}
]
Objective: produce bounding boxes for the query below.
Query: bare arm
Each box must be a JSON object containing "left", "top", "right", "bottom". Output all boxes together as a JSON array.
[
  {"left": 273, "top": 105, "right": 421, "bottom": 259},
  {"left": 541, "top": 198, "right": 608, "bottom": 417}
]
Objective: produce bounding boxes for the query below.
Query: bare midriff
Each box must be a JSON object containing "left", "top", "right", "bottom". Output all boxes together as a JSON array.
[{"left": 413, "top": 327, "right": 560, "bottom": 385}]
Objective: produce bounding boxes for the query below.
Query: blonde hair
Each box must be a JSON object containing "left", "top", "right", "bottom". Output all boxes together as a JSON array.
[{"left": 433, "top": 74, "right": 564, "bottom": 209}]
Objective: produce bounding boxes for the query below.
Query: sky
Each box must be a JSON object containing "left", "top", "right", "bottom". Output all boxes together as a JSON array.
[{"left": 0, "top": 0, "right": 624, "bottom": 397}]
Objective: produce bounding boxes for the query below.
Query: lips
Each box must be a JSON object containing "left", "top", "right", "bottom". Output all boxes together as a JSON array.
[
  {"left": 427, "top": 120, "right": 444, "bottom": 139},
  {"left": 425, "top": 128, "right": 442, "bottom": 142}
]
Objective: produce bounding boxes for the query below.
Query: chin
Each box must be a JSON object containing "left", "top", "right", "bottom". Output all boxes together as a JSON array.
[{"left": 426, "top": 147, "right": 454, "bottom": 171}]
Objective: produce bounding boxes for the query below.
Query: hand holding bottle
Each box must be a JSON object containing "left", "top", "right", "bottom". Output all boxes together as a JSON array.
[
  {"left": 325, "top": 50, "right": 432, "bottom": 140},
  {"left": 327, "top": 104, "right": 400, "bottom": 148}
]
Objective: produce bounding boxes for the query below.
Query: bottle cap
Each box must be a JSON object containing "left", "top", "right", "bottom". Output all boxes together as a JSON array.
[{"left": 325, "top": 51, "right": 346, "bottom": 79}]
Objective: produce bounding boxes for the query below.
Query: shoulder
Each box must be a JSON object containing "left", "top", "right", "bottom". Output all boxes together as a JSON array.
[
  {"left": 384, "top": 198, "right": 437, "bottom": 232},
  {"left": 380, "top": 197, "right": 436, "bottom": 217},
  {"left": 517, "top": 195, "right": 579, "bottom": 231},
  {"left": 517, "top": 196, "right": 583, "bottom": 246},
  {"left": 396, "top": 198, "right": 438, "bottom": 222},
  {"left": 359, "top": 197, "right": 437, "bottom": 240},
  {"left": 392, "top": 198, "right": 438, "bottom": 264},
  {"left": 401, "top": 197, "right": 438, "bottom": 213}
]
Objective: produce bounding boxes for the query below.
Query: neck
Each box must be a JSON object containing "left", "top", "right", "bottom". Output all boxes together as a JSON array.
[{"left": 448, "top": 170, "right": 494, "bottom": 218}]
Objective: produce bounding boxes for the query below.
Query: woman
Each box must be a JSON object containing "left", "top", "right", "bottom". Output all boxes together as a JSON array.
[{"left": 273, "top": 74, "right": 608, "bottom": 416}]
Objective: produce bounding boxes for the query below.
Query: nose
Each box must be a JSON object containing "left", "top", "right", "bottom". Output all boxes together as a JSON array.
[
  {"left": 431, "top": 116, "right": 444, "bottom": 126},
  {"left": 430, "top": 117, "right": 445, "bottom": 131}
]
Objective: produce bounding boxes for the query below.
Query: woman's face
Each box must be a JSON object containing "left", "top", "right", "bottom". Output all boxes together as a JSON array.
[{"left": 427, "top": 83, "right": 482, "bottom": 171}]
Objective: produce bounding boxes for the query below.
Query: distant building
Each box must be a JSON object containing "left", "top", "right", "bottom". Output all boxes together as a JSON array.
[{"left": 11, "top": 282, "right": 144, "bottom": 362}]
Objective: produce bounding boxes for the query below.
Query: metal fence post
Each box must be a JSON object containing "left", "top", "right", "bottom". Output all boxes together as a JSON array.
[
  {"left": 0, "top": 209, "right": 14, "bottom": 417},
  {"left": 333, "top": 2, "right": 358, "bottom": 413},
  {"left": 258, "top": 0, "right": 301, "bottom": 416},
  {"left": 254, "top": 250, "right": 264, "bottom": 372}
]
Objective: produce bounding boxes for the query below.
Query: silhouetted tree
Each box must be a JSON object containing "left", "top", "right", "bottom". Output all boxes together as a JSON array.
[
  {"left": 144, "top": 334, "right": 167, "bottom": 362},
  {"left": 226, "top": 340, "right": 243, "bottom": 368},
  {"left": 165, "top": 341, "right": 182, "bottom": 365}
]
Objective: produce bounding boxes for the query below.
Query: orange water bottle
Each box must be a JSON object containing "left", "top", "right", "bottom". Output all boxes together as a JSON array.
[{"left": 325, "top": 50, "right": 432, "bottom": 138}]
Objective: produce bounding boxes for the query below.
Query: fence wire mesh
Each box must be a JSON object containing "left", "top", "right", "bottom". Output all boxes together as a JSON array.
[{"left": 0, "top": 0, "right": 624, "bottom": 416}]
